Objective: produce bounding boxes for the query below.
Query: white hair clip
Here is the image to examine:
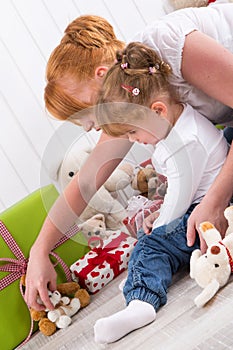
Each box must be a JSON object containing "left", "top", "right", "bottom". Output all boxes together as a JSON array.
[
  {"left": 121, "top": 62, "right": 128, "bottom": 69},
  {"left": 121, "top": 84, "right": 140, "bottom": 96}
]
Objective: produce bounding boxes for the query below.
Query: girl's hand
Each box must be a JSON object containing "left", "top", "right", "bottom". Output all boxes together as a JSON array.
[
  {"left": 25, "top": 251, "right": 57, "bottom": 311},
  {"left": 142, "top": 211, "right": 160, "bottom": 234}
]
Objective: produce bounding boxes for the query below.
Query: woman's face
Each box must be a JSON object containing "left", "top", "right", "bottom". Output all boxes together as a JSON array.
[
  {"left": 77, "top": 112, "right": 100, "bottom": 132},
  {"left": 67, "top": 77, "right": 102, "bottom": 131}
]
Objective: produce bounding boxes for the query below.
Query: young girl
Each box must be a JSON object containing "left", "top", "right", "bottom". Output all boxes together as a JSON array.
[
  {"left": 26, "top": 3, "right": 233, "bottom": 312},
  {"left": 93, "top": 42, "right": 229, "bottom": 344}
]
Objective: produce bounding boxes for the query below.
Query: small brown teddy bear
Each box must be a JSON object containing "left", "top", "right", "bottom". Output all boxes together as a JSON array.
[
  {"left": 131, "top": 165, "right": 167, "bottom": 200},
  {"left": 30, "top": 282, "right": 90, "bottom": 336}
]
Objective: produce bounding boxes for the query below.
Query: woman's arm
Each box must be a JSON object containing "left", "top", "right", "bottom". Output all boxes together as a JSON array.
[
  {"left": 25, "top": 133, "right": 132, "bottom": 310},
  {"left": 187, "top": 142, "right": 233, "bottom": 251},
  {"left": 182, "top": 31, "right": 233, "bottom": 249},
  {"left": 182, "top": 30, "right": 233, "bottom": 108}
]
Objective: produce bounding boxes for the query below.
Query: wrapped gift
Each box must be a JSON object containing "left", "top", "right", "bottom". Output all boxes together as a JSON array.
[
  {"left": 70, "top": 231, "right": 137, "bottom": 294},
  {"left": 123, "top": 195, "right": 163, "bottom": 237},
  {"left": 0, "top": 185, "right": 89, "bottom": 350}
]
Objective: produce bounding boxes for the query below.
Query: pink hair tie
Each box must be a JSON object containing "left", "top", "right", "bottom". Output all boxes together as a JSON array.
[
  {"left": 121, "top": 84, "right": 140, "bottom": 96},
  {"left": 121, "top": 62, "right": 128, "bottom": 69},
  {"left": 149, "top": 63, "right": 160, "bottom": 74},
  {"left": 149, "top": 66, "right": 157, "bottom": 74}
]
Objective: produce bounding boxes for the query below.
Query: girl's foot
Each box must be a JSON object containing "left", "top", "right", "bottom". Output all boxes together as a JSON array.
[{"left": 94, "top": 300, "right": 156, "bottom": 344}]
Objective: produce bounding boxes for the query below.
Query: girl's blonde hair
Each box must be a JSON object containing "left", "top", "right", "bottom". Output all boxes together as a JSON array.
[
  {"left": 44, "top": 15, "right": 125, "bottom": 120},
  {"left": 97, "top": 42, "right": 179, "bottom": 136}
]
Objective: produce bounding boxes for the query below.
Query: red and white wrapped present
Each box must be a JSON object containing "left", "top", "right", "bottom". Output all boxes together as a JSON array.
[
  {"left": 123, "top": 195, "right": 163, "bottom": 237},
  {"left": 70, "top": 231, "right": 137, "bottom": 294}
]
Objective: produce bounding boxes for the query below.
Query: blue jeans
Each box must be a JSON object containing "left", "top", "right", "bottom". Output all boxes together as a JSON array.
[
  {"left": 224, "top": 126, "right": 233, "bottom": 144},
  {"left": 123, "top": 204, "right": 200, "bottom": 311}
]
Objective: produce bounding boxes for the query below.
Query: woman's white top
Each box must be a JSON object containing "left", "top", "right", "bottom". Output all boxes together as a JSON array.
[
  {"left": 134, "top": 2, "right": 233, "bottom": 126},
  {"left": 152, "top": 104, "right": 228, "bottom": 229}
]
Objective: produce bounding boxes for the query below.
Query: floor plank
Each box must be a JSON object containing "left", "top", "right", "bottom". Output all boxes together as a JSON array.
[{"left": 20, "top": 269, "right": 233, "bottom": 350}]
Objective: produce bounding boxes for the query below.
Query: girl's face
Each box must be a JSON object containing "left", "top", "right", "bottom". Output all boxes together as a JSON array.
[
  {"left": 126, "top": 126, "right": 159, "bottom": 145},
  {"left": 124, "top": 111, "right": 172, "bottom": 145}
]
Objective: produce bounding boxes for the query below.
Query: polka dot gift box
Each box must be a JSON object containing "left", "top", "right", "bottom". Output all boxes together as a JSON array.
[{"left": 70, "top": 232, "right": 137, "bottom": 294}]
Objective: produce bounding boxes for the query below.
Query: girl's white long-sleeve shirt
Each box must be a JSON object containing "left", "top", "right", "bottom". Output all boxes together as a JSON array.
[{"left": 152, "top": 104, "right": 228, "bottom": 229}]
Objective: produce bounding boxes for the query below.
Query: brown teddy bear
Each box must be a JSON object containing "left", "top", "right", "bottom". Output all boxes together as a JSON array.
[
  {"left": 30, "top": 282, "right": 90, "bottom": 336},
  {"left": 131, "top": 165, "right": 167, "bottom": 200}
]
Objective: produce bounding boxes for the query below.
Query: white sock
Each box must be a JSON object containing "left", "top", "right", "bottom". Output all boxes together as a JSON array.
[
  {"left": 94, "top": 300, "right": 156, "bottom": 344},
  {"left": 118, "top": 277, "right": 127, "bottom": 291}
]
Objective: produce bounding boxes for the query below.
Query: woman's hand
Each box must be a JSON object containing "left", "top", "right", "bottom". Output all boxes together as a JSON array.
[
  {"left": 142, "top": 211, "right": 160, "bottom": 234},
  {"left": 187, "top": 200, "right": 228, "bottom": 253},
  {"left": 25, "top": 251, "right": 57, "bottom": 311}
]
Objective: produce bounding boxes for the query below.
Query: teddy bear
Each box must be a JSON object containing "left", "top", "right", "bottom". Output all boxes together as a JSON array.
[
  {"left": 164, "top": 0, "right": 233, "bottom": 14},
  {"left": 164, "top": 0, "right": 208, "bottom": 13},
  {"left": 78, "top": 213, "right": 113, "bottom": 243},
  {"left": 131, "top": 164, "right": 167, "bottom": 200},
  {"left": 190, "top": 206, "right": 233, "bottom": 307},
  {"left": 163, "top": 0, "right": 212, "bottom": 13},
  {"left": 30, "top": 282, "right": 90, "bottom": 336},
  {"left": 54, "top": 144, "right": 134, "bottom": 231}
]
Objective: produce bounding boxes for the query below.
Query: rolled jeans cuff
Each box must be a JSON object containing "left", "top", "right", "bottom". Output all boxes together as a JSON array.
[{"left": 125, "top": 286, "right": 165, "bottom": 311}]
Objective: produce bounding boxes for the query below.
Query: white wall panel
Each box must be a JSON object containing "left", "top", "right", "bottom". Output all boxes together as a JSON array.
[
  {"left": 73, "top": 0, "right": 127, "bottom": 41},
  {"left": 0, "top": 145, "right": 29, "bottom": 208},
  {"left": 41, "top": 0, "right": 81, "bottom": 34},
  {"left": 11, "top": 0, "right": 73, "bottom": 60},
  {"left": 0, "top": 2, "right": 47, "bottom": 103},
  {"left": 0, "top": 93, "right": 41, "bottom": 190},
  {"left": 134, "top": 0, "right": 167, "bottom": 24},
  {"left": 101, "top": 0, "right": 146, "bottom": 42}
]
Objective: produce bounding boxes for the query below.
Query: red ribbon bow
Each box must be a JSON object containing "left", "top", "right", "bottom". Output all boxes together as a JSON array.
[
  {"left": 88, "top": 245, "right": 120, "bottom": 275},
  {"left": 219, "top": 241, "right": 233, "bottom": 273},
  {"left": 77, "top": 232, "right": 129, "bottom": 289}
]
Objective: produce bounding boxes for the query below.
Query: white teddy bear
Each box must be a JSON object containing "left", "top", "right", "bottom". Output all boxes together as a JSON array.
[
  {"left": 47, "top": 296, "right": 81, "bottom": 329},
  {"left": 78, "top": 213, "right": 108, "bottom": 242},
  {"left": 190, "top": 206, "right": 233, "bottom": 307},
  {"left": 38, "top": 289, "right": 81, "bottom": 329},
  {"left": 56, "top": 144, "right": 134, "bottom": 231},
  {"left": 164, "top": 0, "right": 209, "bottom": 13},
  {"left": 164, "top": 0, "right": 233, "bottom": 14}
]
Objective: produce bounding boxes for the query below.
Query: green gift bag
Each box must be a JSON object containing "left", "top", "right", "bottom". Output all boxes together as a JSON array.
[{"left": 0, "top": 185, "right": 89, "bottom": 350}]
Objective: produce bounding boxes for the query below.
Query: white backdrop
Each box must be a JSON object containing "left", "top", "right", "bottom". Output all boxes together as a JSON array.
[{"left": 0, "top": 0, "right": 167, "bottom": 211}]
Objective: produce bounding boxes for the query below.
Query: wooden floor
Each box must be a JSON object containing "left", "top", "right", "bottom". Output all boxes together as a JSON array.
[{"left": 20, "top": 268, "right": 233, "bottom": 350}]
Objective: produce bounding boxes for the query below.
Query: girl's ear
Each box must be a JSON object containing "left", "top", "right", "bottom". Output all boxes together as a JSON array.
[
  {"left": 151, "top": 101, "right": 167, "bottom": 117},
  {"left": 95, "top": 66, "right": 109, "bottom": 79}
]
